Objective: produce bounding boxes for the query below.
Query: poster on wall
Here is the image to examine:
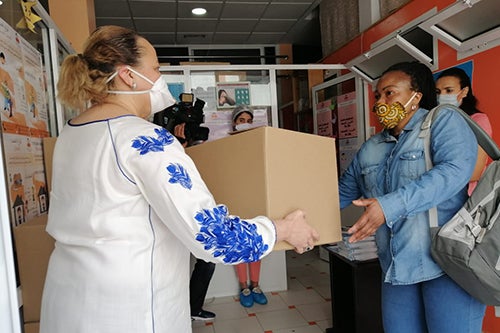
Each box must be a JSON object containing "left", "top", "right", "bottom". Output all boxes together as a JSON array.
[
  {"left": 432, "top": 60, "right": 473, "bottom": 82},
  {"left": 20, "top": 37, "right": 48, "bottom": 133},
  {"left": 315, "top": 98, "right": 336, "bottom": 138},
  {"left": 0, "top": 18, "right": 49, "bottom": 227},
  {"left": 0, "top": 18, "right": 27, "bottom": 127},
  {"left": 216, "top": 82, "right": 251, "bottom": 109},
  {"left": 3, "top": 132, "right": 48, "bottom": 226},
  {"left": 166, "top": 82, "right": 184, "bottom": 102},
  {"left": 337, "top": 91, "right": 360, "bottom": 176},
  {"left": 337, "top": 91, "right": 357, "bottom": 139},
  {"left": 192, "top": 86, "right": 217, "bottom": 111}
]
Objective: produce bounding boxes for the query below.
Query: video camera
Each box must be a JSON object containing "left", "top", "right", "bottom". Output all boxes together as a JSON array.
[{"left": 153, "top": 93, "right": 209, "bottom": 144}]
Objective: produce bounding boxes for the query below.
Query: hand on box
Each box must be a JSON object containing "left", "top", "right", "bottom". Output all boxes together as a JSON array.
[
  {"left": 274, "top": 209, "right": 320, "bottom": 254},
  {"left": 346, "top": 198, "right": 385, "bottom": 243}
]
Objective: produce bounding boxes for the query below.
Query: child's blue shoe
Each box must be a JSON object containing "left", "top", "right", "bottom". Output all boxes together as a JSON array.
[
  {"left": 239, "top": 288, "right": 254, "bottom": 307},
  {"left": 251, "top": 286, "right": 268, "bottom": 305}
]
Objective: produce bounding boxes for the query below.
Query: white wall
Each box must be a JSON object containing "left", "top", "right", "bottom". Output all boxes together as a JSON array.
[{"left": 191, "top": 251, "right": 288, "bottom": 299}]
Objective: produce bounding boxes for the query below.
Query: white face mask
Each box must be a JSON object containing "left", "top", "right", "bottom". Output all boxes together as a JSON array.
[
  {"left": 234, "top": 123, "right": 253, "bottom": 131},
  {"left": 106, "top": 67, "right": 176, "bottom": 116},
  {"left": 437, "top": 94, "right": 460, "bottom": 107}
]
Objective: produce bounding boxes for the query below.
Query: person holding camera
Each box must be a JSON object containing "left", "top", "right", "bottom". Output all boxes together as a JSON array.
[
  {"left": 40, "top": 26, "right": 320, "bottom": 333},
  {"left": 153, "top": 93, "right": 209, "bottom": 145}
]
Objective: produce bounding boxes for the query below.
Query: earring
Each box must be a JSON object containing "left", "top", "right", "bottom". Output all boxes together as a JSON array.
[
  {"left": 131, "top": 82, "right": 137, "bottom": 90},
  {"left": 411, "top": 104, "right": 417, "bottom": 111}
]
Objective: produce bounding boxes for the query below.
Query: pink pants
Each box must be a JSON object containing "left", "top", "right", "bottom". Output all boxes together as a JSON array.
[{"left": 235, "top": 261, "right": 261, "bottom": 285}]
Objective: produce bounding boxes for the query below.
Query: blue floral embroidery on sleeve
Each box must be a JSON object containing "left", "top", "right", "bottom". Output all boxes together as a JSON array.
[
  {"left": 131, "top": 128, "right": 175, "bottom": 155},
  {"left": 194, "top": 205, "right": 269, "bottom": 263},
  {"left": 166, "top": 163, "right": 192, "bottom": 190}
]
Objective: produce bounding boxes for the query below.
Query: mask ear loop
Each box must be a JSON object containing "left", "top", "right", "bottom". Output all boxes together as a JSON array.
[
  {"left": 458, "top": 86, "right": 469, "bottom": 102},
  {"left": 404, "top": 91, "right": 419, "bottom": 110},
  {"left": 105, "top": 71, "right": 118, "bottom": 84},
  {"left": 106, "top": 67, "right": 153, "bottom": 95},
  {"left": 106, "top": 67, "right": 145, "bottom": 88},
  {"left": 126, "top": 66, "right": 155, "bottom": 86}
]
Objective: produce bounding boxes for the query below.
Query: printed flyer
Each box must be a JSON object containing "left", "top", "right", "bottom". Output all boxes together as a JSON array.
[{"left": 0, "top": 18, "right": 49, "bottom": 226}]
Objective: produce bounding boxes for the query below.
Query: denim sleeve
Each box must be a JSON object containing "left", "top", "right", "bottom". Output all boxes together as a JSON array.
[
  {"left": 378, "top": 109, "right": 478, "bottom": 227},
  {"left": 338, "top": 155, "right": 363, "bottom": 209}
]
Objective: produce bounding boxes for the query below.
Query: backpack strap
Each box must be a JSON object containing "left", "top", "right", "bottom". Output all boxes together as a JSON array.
[
  {"left": 421, "top": 104, "right": 500, "bottom": 160},
  {"left": 420, "top": 103, "right": 500, "bottom": 228},
  {"left": 419, "top": 106, "right": 440, "bottom": 227},
  {"left": 419, "top": 106, "right": 439, "bottom": 171}
]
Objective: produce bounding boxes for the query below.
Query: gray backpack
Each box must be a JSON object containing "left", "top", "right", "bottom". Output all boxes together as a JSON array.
[{"left": 420, "top": 104, "right": 500, "bottom": 305}]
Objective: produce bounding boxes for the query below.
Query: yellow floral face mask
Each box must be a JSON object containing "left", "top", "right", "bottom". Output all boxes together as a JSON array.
[{"left": 373, "top": 92, "right": 417, "bottom": 129}]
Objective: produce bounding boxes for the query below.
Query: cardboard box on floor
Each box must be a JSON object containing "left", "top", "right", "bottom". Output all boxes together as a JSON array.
[
  {"left": 13, "top": 214, "right": 54, "bottom": 324},
  {"left": 42, "top": 137, "right": 57, "bottom": 193},
  {"left": 24, "top": 322, "right": 40, "bottom": 333},
  {"left": 186, "top": 126, "right": 342, "bottom": 250},
  {"left": 12, "top": 137, "right": 57, "bottom": 331}
]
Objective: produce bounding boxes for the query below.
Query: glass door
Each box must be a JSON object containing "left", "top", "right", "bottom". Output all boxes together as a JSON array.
[{"left": 312, "top": 72, "right": 368, "bottom": 227}]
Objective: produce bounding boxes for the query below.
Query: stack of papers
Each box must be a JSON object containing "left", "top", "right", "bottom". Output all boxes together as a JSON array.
[{"left": 327, "top": 227, "right": 378, "bottom": 262}]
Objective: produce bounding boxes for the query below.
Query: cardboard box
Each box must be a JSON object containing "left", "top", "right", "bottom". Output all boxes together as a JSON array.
[
  {"left": 186, "top": 126, "right": 342, "bottom": 250},
  {"left": 24, "top": 322, "right": 40, "bottom": 333},
  {"left": 42, "top": 137, "right": 57, "bottom": 193},
  {"left": 14, "top": 214, "right": 54, "bottom": 323}
]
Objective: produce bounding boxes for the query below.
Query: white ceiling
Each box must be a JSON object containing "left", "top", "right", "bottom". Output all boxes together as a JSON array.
[{"left": 94, "top": 0, "right": 322, "bottom": 46}]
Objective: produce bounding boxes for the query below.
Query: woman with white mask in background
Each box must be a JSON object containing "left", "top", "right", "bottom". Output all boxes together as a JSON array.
[
  {"left": 40, "top": 25, "right": 319, "bottom": 333},
  {"left": 436, "top": 67, "right": 493, "bottom": 194},
  {"left": 231, "top": 105, "right": 254, "bottom": 132}
]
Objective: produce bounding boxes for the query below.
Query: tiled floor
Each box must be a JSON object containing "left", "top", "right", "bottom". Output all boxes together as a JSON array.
[{"left": 192, "top": 248, "right": 333, "bottom": 333}]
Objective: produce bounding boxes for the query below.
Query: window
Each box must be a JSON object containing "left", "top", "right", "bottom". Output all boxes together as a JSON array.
[
  {"left": 346, "top": 10, "right": 438, "bottom": 83},
  {"left": 347, "top": 34, "right": 434, "bottom": 83},
  {"left": 419, "top": 0, "right": 500, "bottom": 59}
]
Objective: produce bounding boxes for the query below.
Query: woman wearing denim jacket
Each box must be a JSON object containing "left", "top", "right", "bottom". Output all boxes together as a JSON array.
[{"left": 338, "top": 62, "right": 486, "bottom": 333}]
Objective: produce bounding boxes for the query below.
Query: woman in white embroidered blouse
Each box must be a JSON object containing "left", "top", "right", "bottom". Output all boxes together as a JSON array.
[{"left": 39, "top": 25, "right": 319, "bottom": 333}]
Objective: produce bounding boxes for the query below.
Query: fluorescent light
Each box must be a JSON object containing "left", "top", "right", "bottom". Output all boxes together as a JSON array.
[{"left": 192, "top": 7, "right": 207, "bottom": 15}]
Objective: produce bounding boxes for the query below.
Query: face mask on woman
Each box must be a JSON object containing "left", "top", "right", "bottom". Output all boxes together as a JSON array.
[
  {"left": 437, "top": 93, "right": 460, "bottom": 107},
  {"left": 106, "top": 67, "right": 176, "bottom": 115},
  {"left": 372, "top": 92, "right": 417, "bottom": 129},
  {"left": 234, "top": 123, "right": 253, "bottom": 131}
]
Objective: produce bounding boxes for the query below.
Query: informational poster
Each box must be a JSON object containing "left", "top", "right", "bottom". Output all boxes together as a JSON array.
[
  {"left": 166, "top": 82, "right": 184, "bottom": 102},
  {"left": 433, "top": 60, "right": 473, "bottom": 83},
  {"left": 337, "top": 91, "right": 360, "bottom": 175},
  {"left": 0, "top": 19, "right": 27, "bottom": 127},
  {"left": 313, "top": 77, "right": 363, "bottom": 178},
  {"left": 337, "top": 91, "right": 357, "bottom": 139},
  {"left": 0, "top": 18, "right": 49, "bottom": 226},
  {"left": 192, "top": 86, "right": 217, "bottom": 112},
  {"left": 315, "top": 98, "right": 336, "bottom": 138},
  {"left": 216, "top": 82, "right": 251, "bottom": 109}
]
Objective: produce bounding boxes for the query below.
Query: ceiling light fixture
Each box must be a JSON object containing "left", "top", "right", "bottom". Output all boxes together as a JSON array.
[{"left": 192, "top": 7, "right": 207, "bottom": 15}]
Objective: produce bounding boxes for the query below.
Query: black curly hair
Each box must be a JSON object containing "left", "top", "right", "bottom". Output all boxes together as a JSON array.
[{"left": 382, "top": 61, "right": 438, "bottom": 110}]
